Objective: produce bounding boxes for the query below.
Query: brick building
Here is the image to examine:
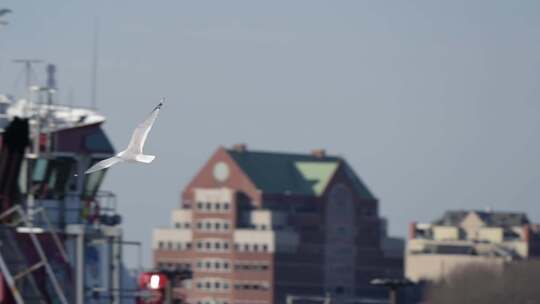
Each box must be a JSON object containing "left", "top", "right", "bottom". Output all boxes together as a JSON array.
[{"left": 153, "top": 145, "right": 402, "bottom": 304}]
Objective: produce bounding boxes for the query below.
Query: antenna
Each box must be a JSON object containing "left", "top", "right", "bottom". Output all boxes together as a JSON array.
[
  {"left": 46, "top": 64, "right": 57, "bottom": 106},
  {"left": 90, "top": 18, "right": 99, "bottom": 109},
  {"left": 13, "top": 59, "right": 42, "bottom": 97}
]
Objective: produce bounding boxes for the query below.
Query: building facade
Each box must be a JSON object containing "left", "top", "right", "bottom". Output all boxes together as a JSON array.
[
  {"left": 153, "top": 145, "right": 402, "bottom": 304},
  {"left": 406, "top": 210, "right": 540, "bottom": 282}
]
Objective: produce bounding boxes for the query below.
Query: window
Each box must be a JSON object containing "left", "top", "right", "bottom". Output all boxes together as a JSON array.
[
  {"left": 205, "top": 242, "right": 211, "bottom": 249},
  {"left": 197, "top": 242, "right": 202, "bottom": 249},
  {"left": 175, "top": 222, "right": 181, "bottom": 229},
  {"left": 206, "top": 282, "right": 211, "bottom": 289},
  {"left": 206, "top": 202, "right": 212, "bottom": 210},
  {"left": 206, "top": 261, "right": 212, "bottom": 269},
  {"left": 158, "top": 241, "right": 164, "bottom": 249},
  {"left": 82, "top": 158, "right": 105, "bottom": 198},
  {"left": 215, "top": 203, "right": 221, "bottom": 210},
  {"left": 167, "top": 242, "right": 173, "bottom": 250},
  {"left": 215, "top": 242, "right": 221, "bottom": 250},
  {"left": 184, "top": 223, "right": 191, "bottom": 228},
  {"left": 253, "top": 244, "right": 259, "bottom": 252},
  {"left": 262, "top": 244, "right": 268, "bottom": 252},
  {"left": 197, "top": 222, "right": 202, "bottom": 229},
  {"left": 197, "top": 261, "right": 202, "bottom": 268},
  {"left": 223, "top": 203, "right": 230, "bottom": 210},
  {"left": 224, "top": 262, "right": 229, "bottom": 269},
  {"left": 215, "top": 222, "right": 221, "bottom": 230},
  {"left": 244, "top": 244, "right": 249, "bottom": 251},
  {"left": 187, "top": 242, "right": 192, "bottom": 249},
  {"left": 224, "top": 223, "right": 230, "bottom": 230},
  {"left": 177, "top": 243, "right": 182, "bottom": 250},
  {"left": 223, "top": 242, "right": 229, "bottom": 250},
  {"left": 205, "top": 222, "right": 212, "bottom": 230},
  {"left": 197, "top": 202, "right": 203, "bottom": 210},
  {"left": 215, "top": 282, "right": 221, "bottom": 289}
]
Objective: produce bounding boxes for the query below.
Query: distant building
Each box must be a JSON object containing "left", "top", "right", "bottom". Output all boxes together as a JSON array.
[
  {"left": 406, "top": 210, "right": 540, "bottom": 282},
  {"left": 153, "top": 145, "right": 403, "bottom": 304}
]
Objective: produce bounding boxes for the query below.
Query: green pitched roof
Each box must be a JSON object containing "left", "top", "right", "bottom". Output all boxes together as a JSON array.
[{"left": 227, "top": 149, "right": 375, "bottom": 199}]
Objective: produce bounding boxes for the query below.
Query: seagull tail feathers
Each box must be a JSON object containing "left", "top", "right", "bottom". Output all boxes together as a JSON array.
[{"left": 135, "top": 154, "right": 156, "bottom": 163}]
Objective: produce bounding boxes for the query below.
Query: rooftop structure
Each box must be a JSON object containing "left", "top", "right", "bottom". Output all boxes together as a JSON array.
[
  {"left": 406, "top": 209, "right": 540, "bottom": 282},
  {"left": 153, "top": 145, "right": 403, "bottom": 304}
]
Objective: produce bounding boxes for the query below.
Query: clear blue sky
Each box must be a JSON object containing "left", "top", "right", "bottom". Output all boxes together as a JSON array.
[{"left": 2, "top": 1, "right": 540, "bottom": 267}]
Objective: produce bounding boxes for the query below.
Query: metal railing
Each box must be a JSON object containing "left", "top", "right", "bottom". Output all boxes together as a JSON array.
[{"left": 0, "top": 204, "right": 69, "bottom": 304}]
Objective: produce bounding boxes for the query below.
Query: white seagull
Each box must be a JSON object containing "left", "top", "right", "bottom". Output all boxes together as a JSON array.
[{"left": 85, "top": 100, "right": 163, "bottom": 174}]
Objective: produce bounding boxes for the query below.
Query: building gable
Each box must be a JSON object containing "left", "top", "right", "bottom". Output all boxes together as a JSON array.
[
  {"left": 461, "top": 212, "right": 486, "bottom": 228},
  {"left": 183, "top": 147, "right": 260, "bottom": 205}
]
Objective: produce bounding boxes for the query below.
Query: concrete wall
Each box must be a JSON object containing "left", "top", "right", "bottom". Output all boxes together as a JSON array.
[
  {"left": 477, "top": 227, "right": 503, "bottom": 243},
  {"left": 405, "top": 254, "right": 506, "bottom": 282},
  {"left": 433, "top": 226, "right": 460, "bottom": 241}
]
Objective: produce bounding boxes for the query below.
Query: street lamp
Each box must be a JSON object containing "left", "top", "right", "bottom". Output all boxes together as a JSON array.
[{"left": 370, "top": 278, "right": 413, "bottom": 304}]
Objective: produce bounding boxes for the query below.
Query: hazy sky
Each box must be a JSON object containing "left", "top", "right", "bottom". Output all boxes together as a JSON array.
[{"left": 1, "top": 1, "right": 540, "bottom": 267}]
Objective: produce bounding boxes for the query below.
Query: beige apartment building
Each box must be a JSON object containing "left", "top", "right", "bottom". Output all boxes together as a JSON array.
[
  {"left": 406, "top": 210, "right": 540, "bottom": 282},
  {"left": 153, "top": 145, "right": 403, "bottom": 304}
]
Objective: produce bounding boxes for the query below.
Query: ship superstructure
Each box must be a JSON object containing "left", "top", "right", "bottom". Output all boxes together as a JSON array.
[{"left": 0, "top": 65, "right": 136, "bottom": 303}]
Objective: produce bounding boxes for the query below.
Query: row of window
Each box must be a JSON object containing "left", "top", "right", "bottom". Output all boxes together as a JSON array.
[
  {"left": 155, "top": 261, "right": 270, "bottom": 275},
  {"left": 234, "top": 263, "right": 269, "bottom": 271},
  {"left": 158, "top": 241, "right": 271, "bottom": 253},
  {"left": 196, "top": 220, "right": 231, "bottom": 232},
  {"left": 175, "top": 222, "right": 191, "bottom": 229},
  {"left": 196, "top": 201, "right": 231, "bottom": 212},
  {"left": 196, "top": 259, "right": 231, "bottom": 271},
  {"left": 158, "top": 241, "right": 192, "bottom": 251},
  {"left": 195, "top": 240, "right": 231, "bottom": 252},
  {"left": 156, "top": 262, "right": 191, "bottom": 270},
  {"left": 195, "top": 280, "right": 231, "bottom": 291},
  {"left": 235, "top": 243, "right": 269, "bottom": 252},
  {"left": 234, "top": 282, "right": 270, "bottom": 291},
  {"left": 194, "top": 280, "right": 270, "bottom": 292}
]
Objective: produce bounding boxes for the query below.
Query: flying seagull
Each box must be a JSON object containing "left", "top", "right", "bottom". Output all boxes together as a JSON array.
[
  {"left": 85, "top": 100, "right": 163, "bottom": 174},
  {"left": 0, "top": 9, "right": 12, "bottom": 17},
  {"left": 0, "top": 8, "right": 11, "bottom": 26}
]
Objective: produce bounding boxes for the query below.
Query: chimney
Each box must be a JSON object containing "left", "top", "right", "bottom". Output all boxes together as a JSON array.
[
  {"left": 409, "top": 222, "right": 417, "bottom": 240},
  {"left": 233, "top": 143, "right": 247, "bottom": 152},
  {"left": 311, "top": 149, "right": 326, "bottom": 158}
]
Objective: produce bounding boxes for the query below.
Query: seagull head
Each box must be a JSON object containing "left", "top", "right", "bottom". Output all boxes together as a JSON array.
[{"left": 155, "top": 98, "right": 165, "bottom": 110}]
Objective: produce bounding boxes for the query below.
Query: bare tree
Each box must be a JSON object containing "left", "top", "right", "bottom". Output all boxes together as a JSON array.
[{"left": 426, "top": 260, "right": 540, "bottom": 304}]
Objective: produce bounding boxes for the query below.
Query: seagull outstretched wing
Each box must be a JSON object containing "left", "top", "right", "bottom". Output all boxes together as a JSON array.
[
  {"left": 125, "top": 100, "right": 163, "bottom": 154},
  {"left": 85, "top": 157, "right": 123, "bottom": 174}
]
